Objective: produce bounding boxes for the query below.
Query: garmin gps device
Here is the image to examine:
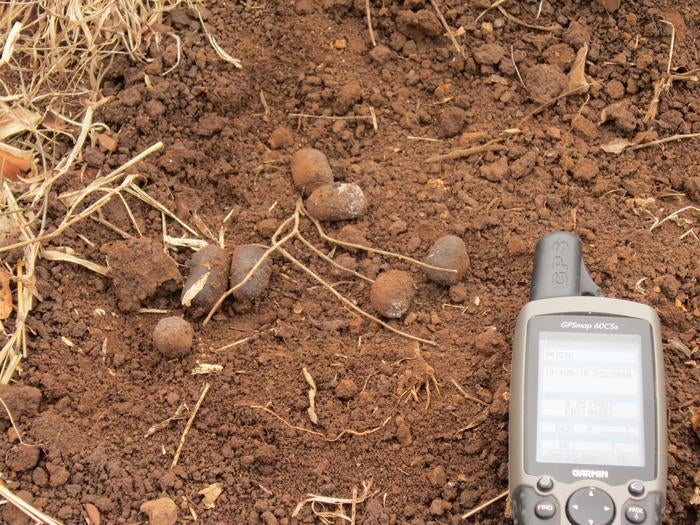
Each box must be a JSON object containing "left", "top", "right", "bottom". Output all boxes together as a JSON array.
[{"left": 509, "top": 232, "right": 666, "bottom": 525}]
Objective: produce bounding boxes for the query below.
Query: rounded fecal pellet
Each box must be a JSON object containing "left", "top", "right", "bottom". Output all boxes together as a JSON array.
[
  {"left": 305, "top": 183, "right": 366, "bottom": 222},
  {"left": 181, "top": 244, "right": 229, "bottom": 312},
  {"left": 229, "top": 245, "right": 272, "bottom": 300},
  {"left": 291, "top": 148, "right": 334, "bottom": 196},
  {"left": 153, "top": 317, "right": 194, "bottom": 358},
  {"left": 370, "top": 270, "right": 415, "bottom": 319},
  {"left": 423, "top": 235, "right": 470, "bottom": 286}
]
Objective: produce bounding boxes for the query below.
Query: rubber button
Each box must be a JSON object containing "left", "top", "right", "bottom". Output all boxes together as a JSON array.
[
  {"left": 628, "top": 481, "right": 645, "bottom": 497},
  {"left": 566, "top": 487, "right": 615, "bottom": 525},
  {"left": 625, "top": 504, "right": 647, "bottom": 523},
  {"left": 535, "top": 500, "right": 556, "bottom": 520},
  {"left": 537, "top": 476, "right": 554, "bottom": 492}
]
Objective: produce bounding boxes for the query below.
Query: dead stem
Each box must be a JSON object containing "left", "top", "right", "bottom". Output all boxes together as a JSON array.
[
  {"left": 365, "top": 0, "right": 376, "bottom": 47},
  {"left": 426, "top": 142, "right": 507, "bottom": 163},
  {"left": 171, "top": 382, "right": 210, "bottom": 469},
  {"left": 430, "top": 0, "right": 466, "bottom": 58},
  {"left": 0, "top": 479, "right": 63, "bottom": 525},
  {"left": 250, "top": 403, "right": 391, "bottom": 442},
  {"left": 462, "top": 490, "right": 508, "bottom": 520}
]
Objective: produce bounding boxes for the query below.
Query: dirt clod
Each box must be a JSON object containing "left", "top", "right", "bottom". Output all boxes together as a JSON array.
[
  {"left": 333, "top": 80, "right": 363, "bottom": 115},
  {"left": 182, "top": 244, "right": 229, "bottom": 313},
  {"left": 335, "top": 378, "right": 359, "bottom": 400},
  {"left": 305, "top": 183, "right": 366, "bottom": 222},
  {"left": 102, "top": 237, "right": 181, "bottom": 312},
  {"left": 370, "top": 270, "right": 415, "bottom": 318},
  {"left": 269, "top": 127, "right": 293, "bottom": 149},
  {"left": 0, "top": 384, "right": 41, "bottom": 420},
  {"left": 140, "top": 497, "right": 178, "bottom": 525},
  {"left": 428, "top": 465, "right": 447, "bottom": 487},
  {"left": 396, "top": 9, "right": 442, "bottom": 40},
  {"left": 475, "top": 327, "right": 507, "bottom": 354},
  {"left": 438, "top": 107, "right": 468, "bottom": 138},
  {"left": 369, "top": 44, "right": 392, "bottom": 64},
  {"left": 152, "top": 317, "right": 194, "bottom": 358},
  {"left": 473, "top": 43, "right": 506, "bottom": 65},
  {"left": 229, "top": 245, "right": 273, "bottom": 300},
  {"left": 5, "top": 444, "right": 40, "bottom": 472},
  {"left": 424, "top": 235, "right": 470, "bottom": 286},
  {"left": 563, "top": 20, "right": 591, "bottom": 49},
  {"left": 511, "top": 151, "right": 538, "bottom": 179},
  {"left": 479, "top": 156, "right": 510, "bottom": 182},
  {"left": 523, "top": 64, "right": 567, "bottom": 104},
  {"left": 572, "top": 158, "right": 599, "bottom": 182},
  {"left": 291, "top": 148, "right": 334, "bottom": 196}
]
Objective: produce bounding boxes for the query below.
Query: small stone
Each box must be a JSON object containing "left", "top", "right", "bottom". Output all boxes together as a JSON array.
[
  {"left": 396, "top": 9, "right": 442, "bottom": 40},
  {"left": 428, "top": 465, "right": 447, "bottom": 487},
  {"left": 685, "top": 176, "right": 700, "bottom": 202},
  {"left": 306, "top": 183, "right": 366, "bottom": 222},
  {"left": 523, "top": 64, "right": 567, "bottom": 104},
  {"left": 6, "top": 445, "right": 40, "bottom": 472},
  {"left": 181, "top": 244, "right": 229, "bottom": 313},
  {"left": 291, "top": 148, "right": 334, "bottom": 196},
  {"left": 473, "top": 43, "right": 506, "bottom": 65},
  {"left": 479, "top": 156, "right": 510, "bottom": 182},
  {"left": 269, "top": 127, "right": 293, "bottom": 149},
  {"left": 0, "top": 384, "right": 41, "bottom": 421},
  {"left": 423, "top": 235, "right": 470, "bottom": 286},
  {"left": 84, "top": 503, "right": 101, "bottom": 525},
  {"left": 475, "top": 327, "right": 507, "bottom": 354},
  {"left": 370, "top": 270, "right": 415, "bottom": 319},
  {"left": 369, "top": 44, "right": 392, "bottom": 64},
  {"left": 438, "top": 106, "right": 467, "bottom": 138},
  {"left": 229, "top": 245, "right": 273, "bottom": 300},
  {"left": 606, "top": 79, "right": 625, "bottom": 99},
  {"left": 153, "top": 317, "right": 194, "bottom": 358},
  {"left": 333, "top": 80, "right": 363, "bottom": 115},
  {"left": 572, "top": 159, "right": 599, "bottom": 182},
  {"left": 140, "top": 497, "right": 178, "bottom": 525},
  {"left": 510, "top": 151, "right": 537, "bottom": 179},
  {"left": 335, "top": 378, "right": 359, "bottom": 400},
  {"left": 563, "top": 20, "right": 591, "bottom": 49},
  {"left": 691, "top": 406, "right": 700, "bottom": 438}
]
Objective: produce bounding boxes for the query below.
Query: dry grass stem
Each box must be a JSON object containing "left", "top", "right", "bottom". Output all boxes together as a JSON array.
[
  {"left": 252, "top": 402, "right": 391, "bottom": 442},
  {"left": 303, "top": 367, "right": 319, "bottom": 425},
  {"left": 632, "top": 132, "right": 700, "bottom": 151},
  {"left": 475, "top": 0, "right": 507, "bottom": 24},
  {"left": 41, "top": 248, "right": 109, "bottom": 276},
  {"left": 649, "top": 206, "right": 699, "bottom": 232},
  {"left": 451, "top": 379, "right": 489, "bottom": 406},
  {"left": 292, "top": 481, "right": 377, "bottom": 524},
  {"left": 426, "top": 142, "right": 507, "bottom": 163},
  {"left": 365, "top": 0, "right": 377, "bottom": 47},
  {"left": 660, "top": 19, "right": 675, "bottom": 74},
  {"left": 511, "top": 45, "right": 526, "bottom": 89},
  {"left": 144, "top": 403, "right": 188, "bottom": 438},
  {"left": 430, "top": 0, "right": 466, "bottom": 58},
  {"left": 0, "top": 479, "right": 63, "bottom": 525},
  {"left": 305, "top": 210, "right": 455, "bottom": 275},
  {"left": 288, "top": 112, "right": 375, "bottom": 122},
  {"left": 497, "top": 5, "right": 559, "bottom": 31},
  {"left": 462, "top": 490, "right": 508, "bottom": 520},
  {"left": 171, "top": 382, "right": 210, "bottom": 468}
]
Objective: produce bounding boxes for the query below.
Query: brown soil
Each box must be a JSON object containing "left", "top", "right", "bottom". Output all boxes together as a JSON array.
[{"left": 2, "top": 1, "right": 699, "bottom": 524}]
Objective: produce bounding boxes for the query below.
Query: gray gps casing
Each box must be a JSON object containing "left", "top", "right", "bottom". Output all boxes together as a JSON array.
[{"left": 508, "top": 296, "right": 666, "bottom": 525}]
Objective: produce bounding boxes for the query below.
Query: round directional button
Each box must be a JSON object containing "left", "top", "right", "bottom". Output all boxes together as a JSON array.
[
  {"left": 566, "top": 487, "right": 615, "bottom": 525},
  {"left": 537, "top": 476, "right": 554, "bottom": 492},
  {"left": 628, "top": 481, "right": 645, "bottom": 497},
  {"left": 625, "top": 503, "right": 647, "bottom": 523},
  {"left": 534, "top": 499, "right": 556, "bottom": 520}
]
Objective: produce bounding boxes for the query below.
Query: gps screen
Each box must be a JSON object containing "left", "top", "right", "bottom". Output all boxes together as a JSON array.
[{"left": 536, "top": 331, "right": 645, "bottom": 467}]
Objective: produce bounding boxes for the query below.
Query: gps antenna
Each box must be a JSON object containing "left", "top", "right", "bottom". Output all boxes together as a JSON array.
[{"left": 530, "top": 231, "right": 603, "bottom": 301}]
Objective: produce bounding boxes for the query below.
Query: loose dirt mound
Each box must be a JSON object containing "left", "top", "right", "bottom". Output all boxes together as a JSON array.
[{"left": 1, "top": 1, "right": 699, "bottom": 524}]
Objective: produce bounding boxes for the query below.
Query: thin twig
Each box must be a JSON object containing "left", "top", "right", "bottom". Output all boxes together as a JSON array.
[
  {"left": 511, "top": 45, "right": 526, "bottom": 89},
  {"left": 462, "top": 490, "right": 508, "bottom": 520},
  {"left": 289, "top": 113, "right": 374, "bottom": 121},
  {"left": 430, "top": 0, "right": 466, "bottom": 58},
  {"left": 171, "top": 382, "right": 210, "bottom": 469},
  {"left": 426, "top": 143, "right": 506, "bottom": 163},
  {"left": 296, "top": 232, "right": 374, "bottom": 283},
  {"left": 0, "top": 479, "right": 63, "bottom": 525},
  {"left": 365, "top": 0, "right": 376, "bottom": 47},
  {"left": 660, "top": 19, "right": 675, "bottom": 74},
  {"left": 497, "top": 5, "right": 558, "bottom": 31},
  {"left": 632, "top": 133, "right": 700, "bottom": 151},
  {"left": 251, "top": 403, "right": 390, "bottom": 442},
  {"left": 451, "top": 379, "right": 489, "bottom": 406}
]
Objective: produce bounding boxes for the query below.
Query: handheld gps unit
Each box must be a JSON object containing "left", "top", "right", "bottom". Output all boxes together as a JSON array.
[{"left": 509, "top": 232, "right": 666, "bottom": 525}]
